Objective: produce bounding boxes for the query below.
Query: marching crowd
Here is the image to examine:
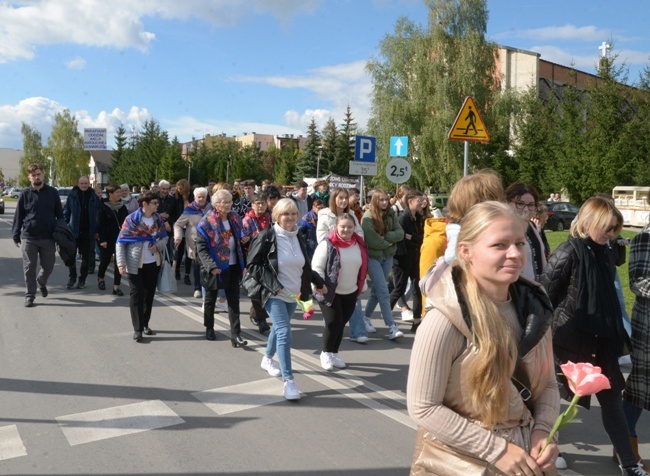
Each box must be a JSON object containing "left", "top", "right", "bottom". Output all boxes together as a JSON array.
[{"left": 11, "top": 162, "right": 650, "bottom": 475}]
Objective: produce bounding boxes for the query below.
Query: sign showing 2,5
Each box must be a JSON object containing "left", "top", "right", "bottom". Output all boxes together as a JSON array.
[{"left": 385, "top": 158, "right": 412, "bottom": 184}]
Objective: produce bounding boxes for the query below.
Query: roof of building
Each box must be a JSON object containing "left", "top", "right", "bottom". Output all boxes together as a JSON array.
[{"left": 91, "top": 150, "right": 114, "bottom": 173}]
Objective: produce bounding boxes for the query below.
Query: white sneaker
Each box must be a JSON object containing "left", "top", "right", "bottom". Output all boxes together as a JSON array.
[
  {"left": 283, "top": 379, "right": 300, "bottom": 400},
  {"left": 555, "top": 454, "right": 568, "bottom": 470},
  {"left": 388, "top": 324, "right": 404, "bottom": 340},
  {"left": 349, "top": 335, "right": 369, "bottom": 343},
  {"left": 401, "top": 309, "right": 414, "bottom": 322},
  {"left": 320, "top": 351, "right": 334, "bottom": 371},
  {"left": 331, "top": 353, "right": 346, "bottom": 369},
  {"left": 261, "top": 356, "right": 281, "bottom": 377},
  {"left": 193, "top": 290, "right": 202, "bottom": 298},
  {"left": 363, "top": 316, "right": 377, "bottom": 333}
]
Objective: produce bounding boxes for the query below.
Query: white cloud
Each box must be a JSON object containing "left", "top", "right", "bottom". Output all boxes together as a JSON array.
[
  {"left": 236, "top": 59, "right": 373, "bottom": 133},
  {"left": 0, "top": 0, "right": 321, "bottom": 63},
  {"left": 65, "top": 57, "right": 86, "bottom": 70},
  {"left": 0, "top": 97, "right": 152, "bottom": 149},
  {"left": 509, "top": 24, "right": 611, "bottom": 42}
]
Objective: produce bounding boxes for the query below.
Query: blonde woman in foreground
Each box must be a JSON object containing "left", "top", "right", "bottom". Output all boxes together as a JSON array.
[{"left": 407, "top": 201, "right": 559, "bottom": 475}]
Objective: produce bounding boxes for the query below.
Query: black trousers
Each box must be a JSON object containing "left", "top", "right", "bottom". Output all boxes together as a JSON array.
[
  {"left": 97, "top": 244, "right": 121, "bottom": 287},
  {"left": 128, "top": 262, "right": 160, "bottom": 331},
  {"left": 390, "top": 260, "right": 422, "bottom": 320},
  {"left": 204, "top": 265, "right": 242, "bottom": 337},
  {"left": 318, "top": 292, "right": 358, "bottom": 353},
  {"left": 250, "top": 298, "right": 269, "bottom": 325},
  {"left": 69, "top": 235, "right": 93, "bottom": 281}
]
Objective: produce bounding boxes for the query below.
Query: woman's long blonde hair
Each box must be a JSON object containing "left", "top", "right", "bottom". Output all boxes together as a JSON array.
[
  {"left": 369, "top": 189, "right": 389, "bottom": 235},
  {"left": 455, "top": 201, "right": 524, "bottom": 427}
]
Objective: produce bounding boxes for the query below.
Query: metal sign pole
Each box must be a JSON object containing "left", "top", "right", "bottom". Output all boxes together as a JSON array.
[{"left": 463, "top": 141, "right": 469, "bottom": 177}]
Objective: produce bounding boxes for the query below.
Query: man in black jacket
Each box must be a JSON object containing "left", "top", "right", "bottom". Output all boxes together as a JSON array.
[
  {"left": 157, "top": 179, "right": 178, "bottom": 262},
  {"left": 63, "top": 176, "right": 101, "bottom": 289},
  {"left": 12, "top": 163, "right": 64, "bottom": 307}
]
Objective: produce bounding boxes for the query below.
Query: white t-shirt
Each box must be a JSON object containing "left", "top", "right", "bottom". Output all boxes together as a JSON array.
[{"left": 142, "top": 216, "right": 158, "bottom": 264}]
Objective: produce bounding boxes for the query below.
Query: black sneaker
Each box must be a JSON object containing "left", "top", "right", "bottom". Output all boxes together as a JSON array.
[
  {"left": 76, "top": 279, "right": 86, "bottom": 289},
  {"left": 66, "top": 279, "right": 76, "bottom": 290},
  {"left": 24, "top": 297, "right": 34, "bottom": 308},
  {"left": 621, "top": 465, "right": 650, "bottom": 476},
  {"left": 40, "top": 286, "right": 48, "bottom": 298},
  {"left": 184, "top": 275, "right": 192, "bottom": 285},
  {"left": 112, "top": 288, "right": 124, "bottom": 296}
]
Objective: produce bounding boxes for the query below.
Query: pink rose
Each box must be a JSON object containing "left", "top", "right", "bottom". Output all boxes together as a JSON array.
[{"left": 560, "top": 361, "right": 611, "bottom": 397}]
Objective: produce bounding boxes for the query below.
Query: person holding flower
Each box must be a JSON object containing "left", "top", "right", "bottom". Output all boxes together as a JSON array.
[
  {"left": 244, "top": 198, "right": 327, "bottom": 400},
  {"left": 408, "top": 201, "right": 559, "bottom": 475},
  {"left": 540, "top": 196, "right": 647, "bottom": 476}
]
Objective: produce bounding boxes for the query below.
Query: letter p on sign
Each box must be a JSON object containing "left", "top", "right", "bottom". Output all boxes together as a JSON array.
[{"left": 354, "top": 135, "right": 376, "bottom": 163}]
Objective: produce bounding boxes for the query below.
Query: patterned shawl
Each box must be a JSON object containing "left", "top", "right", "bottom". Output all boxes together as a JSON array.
[
  {"left": 182, "top": 200, "right": 205, "bottom": 215},
  {"left": 196, "top": 209, "right": 246, "bottom": 275},
  {"left": 117, "top": 208, "right": 168, "bottom": 244},
  {"left": 242, "top": 209, "right": 271, "bottom": 238}
]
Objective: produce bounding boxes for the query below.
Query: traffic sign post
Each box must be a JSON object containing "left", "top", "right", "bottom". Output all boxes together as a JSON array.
[
  {"left": 389, "top": 136, "right": 408, "bottom": 157},
  {"left": 448, "top": 97, "right": 490, "bottom": 176},
  {"left": 354, "top": 135, "right": 377, "bottom": 163},
  {"left": 385, "top": 158, "right": 412, "bottom": 184},
  {"left": 349, "top": 161, "right": 378, "bottom": 176}
]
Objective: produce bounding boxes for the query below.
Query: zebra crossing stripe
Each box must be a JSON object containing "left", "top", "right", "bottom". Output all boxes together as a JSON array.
[
  {"left": 56, "top": 400, "right": 185, "bottom": 446},
  {"left": 192, "top": 378, "right": 285, "bottom": 416},
  {"left": 0, "top": 425, "right": 27, "bottom": 461}
]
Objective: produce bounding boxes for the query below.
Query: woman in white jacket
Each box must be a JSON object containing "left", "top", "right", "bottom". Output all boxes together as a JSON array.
[{"left": 316, "top": 187, "right": 363, "bottom": 242}]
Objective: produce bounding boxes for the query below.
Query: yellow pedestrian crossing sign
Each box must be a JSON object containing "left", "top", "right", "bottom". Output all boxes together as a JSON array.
[{"left": 448, "top": 96, "right": 490, "bottom": 142}]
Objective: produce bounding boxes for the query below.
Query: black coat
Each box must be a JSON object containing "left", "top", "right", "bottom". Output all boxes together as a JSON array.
[
  {"left": 243, "top": 227, "right": 325, "bottom": 306},
  {"left": 96, "top": 200, "right": 128, "bottom": 247}
]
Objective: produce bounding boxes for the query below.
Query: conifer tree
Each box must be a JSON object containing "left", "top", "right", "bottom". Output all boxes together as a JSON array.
[{"left": 294, "top": 118, "right": 322, "bottom": 181}]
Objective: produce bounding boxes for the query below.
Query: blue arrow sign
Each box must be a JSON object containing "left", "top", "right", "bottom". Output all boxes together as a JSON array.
[{"left": 390, "top": 136, "right": 408, "bottom": 157}]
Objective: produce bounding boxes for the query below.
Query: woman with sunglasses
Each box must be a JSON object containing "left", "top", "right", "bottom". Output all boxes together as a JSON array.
[
  {"left": 540, "top": 196, "right": 646, "bottom": 475},
  {"left": 506, "top": 182, "right": 546, "bottom": 282}
]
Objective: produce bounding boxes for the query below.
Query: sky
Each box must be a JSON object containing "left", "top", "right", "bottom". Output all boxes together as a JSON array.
[{"left": 1, "top": 0, "right": 649, "bottom": 151}]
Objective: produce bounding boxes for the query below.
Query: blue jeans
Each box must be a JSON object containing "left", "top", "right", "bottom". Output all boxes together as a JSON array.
[
  {"left": 365, "top": 256, "right": 395, "bottom": 327},
  {"left": 614, "top": 271, "right": 631, "bottom": 336},
  {"left": 348, "top": 300, "right": 367, "bottom": 339},
  {"left": 265, "top": 298, "right": 298, "bottom": 381}
]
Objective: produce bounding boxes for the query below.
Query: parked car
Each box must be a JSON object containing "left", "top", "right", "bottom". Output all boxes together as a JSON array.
[
  {"left": 0, "top": 196, "right": 4, "bottom": 214},
  {"left": 545, "top": 201, "right": 579, "bottom": 231},
  {"left": 10, "top": 188, "right": 25, "bottom": 198},
  {"left": 57, "top": 187, "right": 74, "bottom": 206},
  {"left": 1, "top": 187, "right": 13, "bottom": 196}
]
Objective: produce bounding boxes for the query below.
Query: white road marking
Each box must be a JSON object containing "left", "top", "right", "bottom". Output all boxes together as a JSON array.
[
  {"left": 192, "top": 379, "right": 287, "bottom": 415},
  {"left": 56, "top": 400, "right": 184, "bottom": 446},
  {"left": 0, "top": 425, "right": 27, "bottom": 461}
]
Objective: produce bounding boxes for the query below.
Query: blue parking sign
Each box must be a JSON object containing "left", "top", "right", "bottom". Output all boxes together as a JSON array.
[
  {"left": 354, "top": 135, "right": 376, "bottom": 163},
  {"left": 390, "top": 136, "right": 408, "bottom": 157}
]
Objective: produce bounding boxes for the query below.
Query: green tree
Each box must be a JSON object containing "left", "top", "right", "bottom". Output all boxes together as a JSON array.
[
  {"left": 42, "top": 110, "right": 89, "bottom": 186},
  {"left": 294, "top": 118, "right": 322, "bottom": 180},
  {"left": 333, "top": 106, "right": 357, "bottom": 176},
  {"left": 159, "top": 137, "right": 187, "bottom": 183},
  {"left": 320, "top": 118, "right": 338, "bottom": 175},
  {"left": 367, "top": 0, "right": 502, "bottom": 193},
  {"left": 19, "top": 123, "right": 44, "bottom": 186}
]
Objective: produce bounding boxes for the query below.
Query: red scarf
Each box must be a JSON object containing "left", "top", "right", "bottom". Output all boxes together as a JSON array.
[{"left": 328, "top": 230, "right": 368, "bottom": 294}]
